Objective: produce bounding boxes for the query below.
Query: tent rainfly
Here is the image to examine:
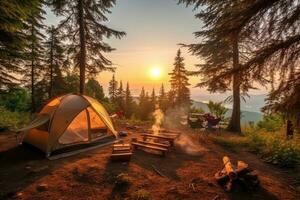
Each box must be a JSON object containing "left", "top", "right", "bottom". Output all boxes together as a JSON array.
[{"left": 19, "top": 94, "right": 118, "bottom": 157}]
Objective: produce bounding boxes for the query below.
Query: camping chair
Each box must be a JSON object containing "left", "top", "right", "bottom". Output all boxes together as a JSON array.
[{"left": 206, "top": 118, "right": 221, "bottom": 134}]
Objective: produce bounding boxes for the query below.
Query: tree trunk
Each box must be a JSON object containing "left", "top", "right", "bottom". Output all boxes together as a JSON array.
[
  {"left": 227, "top": 33, "right": 241, "bottom": 133},
  {"left": 78, "top": 0, "right": 86, "bottom": 94},
  {"left": 49, "top": 28, "right": 54, "bottom": 98},
  {"left": 31, "top": 25, "right": 36, "bottom": 113}
]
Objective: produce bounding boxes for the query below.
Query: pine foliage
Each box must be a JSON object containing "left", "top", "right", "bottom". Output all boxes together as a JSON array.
[{"left": 169, "top": 49, "right": 190, "bottom": 108}]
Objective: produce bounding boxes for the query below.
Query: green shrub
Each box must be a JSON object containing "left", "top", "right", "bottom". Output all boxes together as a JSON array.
[
  {"left": 246, "top": 131, "right": 300, "bottom": 167},
  {"left": 131, "top": 189, "right": 151, "bottom": 200},
  {"left": 0, "top": 106, "right": 31, "bottom": 130},
  {"left": 256, "top": 114, "right": 284, "bottom": 132}
]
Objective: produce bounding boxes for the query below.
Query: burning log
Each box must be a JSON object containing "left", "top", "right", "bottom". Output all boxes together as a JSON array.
[
  {"left": 215, "top": 156, "right": 259, "bottom": 192},
  {"left": 223, "top": 156, "right": 237, "bottom": 180}
]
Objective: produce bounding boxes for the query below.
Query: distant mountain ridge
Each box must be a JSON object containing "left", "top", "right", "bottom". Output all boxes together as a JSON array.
[{"left": 192, "top": 100, "right": 263, "bottom": 124}]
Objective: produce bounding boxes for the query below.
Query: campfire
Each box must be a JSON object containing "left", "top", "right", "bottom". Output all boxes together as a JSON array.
[{"left": 215, "top": 156, "right": 260, "bottom": 191}]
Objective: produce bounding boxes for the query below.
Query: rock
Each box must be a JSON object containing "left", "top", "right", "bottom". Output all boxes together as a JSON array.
[
  {"left": 296, "top": 186, "right": 300, "bottom": 192},
  {"left": 36, "top": 183, "right": 48, "bottom": 192},
  {"left": 16, "top": 192, "right": 23, "bottom": 197},
  {"left": 168, "top": 186, "right": 178, "bottom": 193},
  {"left": 32, "top": 166, "right": 49, "bottom": 173},
  {"left": 25, "top": 166, "right": 32, "bottom": 170}
]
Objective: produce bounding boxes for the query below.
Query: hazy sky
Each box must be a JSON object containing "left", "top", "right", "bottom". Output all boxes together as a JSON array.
[{"left": 45, "top": 0, "right": 267, "bottom": 100}]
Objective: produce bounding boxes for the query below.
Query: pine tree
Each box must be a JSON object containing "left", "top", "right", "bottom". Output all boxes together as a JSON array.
[
  {"left": 49, "top": 0, "right": 126, "bottom": 94},
  {"left": 124, "top": 82, "right": 133, "bottom": 118},
  {"left": 179, "top": 0, "right": 300, "bottom": 133},
  {"left": 116, "top": 80, "right": 125, "bottom": 111},
  {"left": 23, "top": 4, "right": 45, "bottom": 112},
  {"left": 169, "top": 49, "right": 190, "bottom": 108},
  {"left": 158, "top": 84, "right": 168, "bottom": 111},
  {"left": 0, "top": 0, "right": 41, "bottom": 91},
  {"left": 138, "top": 87, "right": 148, "bottom": 120},
  {"left": 108, "top": 74, "right": 118, "bottom": 102},
  {"left": 45, "top": 25, "right": 66, "bottom": 98},
  {"left": 150, "top": 88, "right": 156, "bottom": 111},
  {"left": 86, "top": 78, "right": 105, "bottom": 101},
  {"left": 178, "top": 0, "right": 258, "bottom": 133}
]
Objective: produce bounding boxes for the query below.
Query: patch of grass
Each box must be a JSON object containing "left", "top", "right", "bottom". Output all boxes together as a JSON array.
[
  {"left": 246, "top": 131, "right": 300, "bottom": 168},
  {"left": 211, "top": 135, "right": 250, "bottom": 152},
  {"left": 212, "top": 130, "right": 300, "bottom": 168},
  {"left": 131, "top": 189, "right": 151, "bottom": 200},
  {"left": 0, "top": 106, "right": 30, "bottom": 131},
  {"left": 115, "top": 173, "right": 131, "bottom": 189}
]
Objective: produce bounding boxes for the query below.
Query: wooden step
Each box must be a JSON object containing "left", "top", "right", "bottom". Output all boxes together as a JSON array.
[
  {"left": 142, "top": 134, "right": 175, "bottom": 146},
  {"left": 113, "top": 143, "right": 131, "bottom": 148},
  {"left": 131, "top": 142, "right": 168, "bottom": 156},
  {"left": 113, "top": 146, "right": 131, "bottom": 151},
  {"left": 111, "top": 152, "right": 132, "bottom": 162},
  {"left": 137, "top": 140, "right": 170, "bottom": 149}
]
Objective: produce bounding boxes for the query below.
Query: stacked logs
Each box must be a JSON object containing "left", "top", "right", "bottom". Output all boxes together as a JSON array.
[{"left": 215, "top": 156, "right": 260, "bottom": 191}]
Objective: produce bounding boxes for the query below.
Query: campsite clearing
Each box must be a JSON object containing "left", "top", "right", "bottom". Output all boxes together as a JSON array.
[{"left": 0, "top": 125, "right": 299, "bottom": 200}]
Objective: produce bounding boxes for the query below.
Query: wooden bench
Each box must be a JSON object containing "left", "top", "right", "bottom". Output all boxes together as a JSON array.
[
  {"left": 143, "top": 134, "right": 175, "bottom": 146},
  {"left": 137, "top": 140, "right": 170, "bottom": 149},
  {"left": 111, "top": 143, "right": 132, "bottom": 162},
  {"left": 111, "top": 152, "right": 132, "bottom": 162},
  {"left": 113, "top": 146, "right": 131, "bottom": 151},
  {"left": 113, "top": 143, "right": 131, "bottom": 148},
  {"left": 131, "top": 142, "right": 168, "bottom": 156}
]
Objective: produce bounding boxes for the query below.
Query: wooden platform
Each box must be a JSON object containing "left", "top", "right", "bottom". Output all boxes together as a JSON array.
[
  {"left": 142, "top": 134, "right": 176, "bottom": 146},
  {"left": 131, "top": 142, "right": 168, "bottom": 156},
  {"left": 138, "top": 140, "right": 170, "bottom": 149},
  {"left": 110, "top": 143, "right": 132, "bottom": 162}
]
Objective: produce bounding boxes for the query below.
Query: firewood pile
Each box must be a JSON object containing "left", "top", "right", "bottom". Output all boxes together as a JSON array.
[{"left": 215, "top": 156, "right": 260, "bottom": 191}]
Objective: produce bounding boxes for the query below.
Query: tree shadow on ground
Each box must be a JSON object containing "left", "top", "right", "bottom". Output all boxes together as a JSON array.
[
  {"left": 103, "top": 159, "right": 131, "bottom": 200},
  {"left": 130, "top": 146, "right": 205, "bottom": 180},
  {"left": 0, "top": 143, "right": 102, "bottom": 200},
  {"left": 225, "top": 186, "right": 280, "bottom": 200}
]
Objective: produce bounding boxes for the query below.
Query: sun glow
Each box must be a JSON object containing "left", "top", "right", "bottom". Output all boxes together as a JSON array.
[{"left": 150, "top": 67, "right": 162, "bottom": 79}]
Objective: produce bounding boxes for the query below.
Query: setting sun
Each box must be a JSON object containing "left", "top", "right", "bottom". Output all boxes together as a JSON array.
[{"left": 150, "top": 67, "right": 162, "bottom": 79}]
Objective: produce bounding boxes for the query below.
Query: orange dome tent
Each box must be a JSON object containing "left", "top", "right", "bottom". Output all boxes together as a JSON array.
[{"left": 19, "top": 94, "right": 118, "bottom": 157}]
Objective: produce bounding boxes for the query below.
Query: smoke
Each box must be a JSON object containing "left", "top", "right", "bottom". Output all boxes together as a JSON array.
[
  {"left": 175, "top": 134, "right": 208, "bottom": 155},
  {"left": 164, "top": 106, "right": 189, "bottom": 129},
  {"left": 152, "top": 105, "right": 164, "bottom": 135}
]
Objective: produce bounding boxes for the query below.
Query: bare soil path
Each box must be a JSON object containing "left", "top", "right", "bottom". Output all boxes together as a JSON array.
[{"left": 0, "top": 127, "right": 299, "bottom": 200}]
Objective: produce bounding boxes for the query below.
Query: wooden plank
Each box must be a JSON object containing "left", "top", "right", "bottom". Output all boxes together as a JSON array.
[
  {"left": 111, "top": 152, "right": 132, "bottom": 162},
  {"left": 113, "top": 146, "right": 131, "bottom": 151},
  {"left": 131, "top": 142, "right": 168, "bottom": 151},
  {"left": 143, "top": 134, "right": 175, "bottom": 140},
  {"left": 113, "top": 143, "right": 131, "bottom": 147},
  {"left": 136, "top": 140, "right": 170, "bottom": 149}
]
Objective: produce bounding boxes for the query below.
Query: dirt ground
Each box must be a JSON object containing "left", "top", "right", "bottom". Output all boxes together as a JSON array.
[{"left": 0, "top": 126, "right": 299, "bottom": 200}]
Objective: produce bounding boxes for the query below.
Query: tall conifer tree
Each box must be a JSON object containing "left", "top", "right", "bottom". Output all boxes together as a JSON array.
[
  {"left": 0, "top": 0, "right": 41, "bottom": 91},
  {"left": 116, "top": 80, "right": 125, "bottom": 111},
  {"left": 48, "top": 0, "right": 126, "bottom": 94},
  {"left": 169, "top": 49, "right": 190, "bottom": 108},
  {"left": 45, "top": 25, "right": 66, "bottom": 98},
  {"left": 23, "top": 3, "right": 45, "bottom": 112},
  {"left": 124, "top": 82, "right": 133, "bottom": 118},
  {"left": 158, "top": 83, "right": 168, "bottom": 111},
  {"left": 108, "top": 74, "right": 118, "bottom": 102}
]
